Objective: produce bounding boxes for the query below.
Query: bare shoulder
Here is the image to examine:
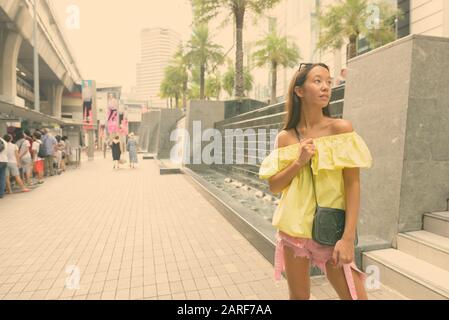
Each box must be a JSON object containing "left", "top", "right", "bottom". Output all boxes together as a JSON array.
[
  {"left": 276, "top": 129, "right": 298, "bottom": 148},
  {"left": 330, "top": 118, "right": 354, "bottom": 135}
]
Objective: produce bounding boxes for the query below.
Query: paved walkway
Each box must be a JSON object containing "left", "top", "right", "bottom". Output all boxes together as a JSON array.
[{"left": 0, "top": 154, "right": 405, "bottom": 300}]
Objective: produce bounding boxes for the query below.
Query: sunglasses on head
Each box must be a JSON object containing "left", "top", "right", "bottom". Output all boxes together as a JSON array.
[{"left": 298, "top": 63, "right": 314, "bottom": 71}]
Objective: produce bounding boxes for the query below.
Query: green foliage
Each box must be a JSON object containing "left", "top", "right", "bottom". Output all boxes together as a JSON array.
[
  {"left": 160, "top": 45, "right": 189, "bottom": 108},
  {"left": 186, "top": 24, "right": 224, "bottom": 99},
  {"left": 222, "top": 64, "right": 253, "bottom": 97},
  {"left": 191, "top": 0, "right": 282, "bottom": 98},
  {"left": 252, "top": 30, "right": 300, "bottom": 103},
  {"left": 317, "top": 0, "right": 402, "bottom": 59},
  {"left": 205, "top": 73, "right": 222, "bottom": 100},
  {"left": 252, "top": 30, "right": 300, "bottom": 69}
]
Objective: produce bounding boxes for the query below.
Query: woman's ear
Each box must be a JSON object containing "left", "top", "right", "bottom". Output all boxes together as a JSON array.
[{"left": 294, "top": 86, "right": 304, "bottom": 98}]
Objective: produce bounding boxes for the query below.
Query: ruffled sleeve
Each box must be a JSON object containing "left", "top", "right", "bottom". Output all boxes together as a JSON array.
[
  {"left": 259, "top": 144, "right": 299, "bottom": 180},
  {"left": 311, "top": 131, "right": 373, "bottom": 175}
]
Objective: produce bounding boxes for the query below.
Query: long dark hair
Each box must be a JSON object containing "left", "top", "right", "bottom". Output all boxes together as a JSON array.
[{"left": 283, "top": 63, "right": 331, "bottom": 136}]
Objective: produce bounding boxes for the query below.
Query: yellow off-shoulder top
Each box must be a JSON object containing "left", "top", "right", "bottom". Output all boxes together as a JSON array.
[{"left": 259, "top": 131, "right": 373, "bottom": 239}]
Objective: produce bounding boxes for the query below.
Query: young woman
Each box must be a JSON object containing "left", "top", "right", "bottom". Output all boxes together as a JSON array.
[
  {"left": 259, "top": 63, "right": 373, "bottom": 300},
  {"left": 110, "top": 136, "right": 122, "bottom": 170}
]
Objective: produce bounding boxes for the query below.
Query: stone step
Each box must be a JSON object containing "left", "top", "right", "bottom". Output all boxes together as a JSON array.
[
  {"left": 397, "top": 231, "right": 449, "bottom": 272},
  {"left": 423, "top": 211, "right": 449, "bottom": 238},
  {"left": 363, "top": 249, "right": 449, "bottom": 300}
]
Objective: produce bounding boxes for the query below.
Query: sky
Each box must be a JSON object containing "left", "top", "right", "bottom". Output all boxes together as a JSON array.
[{"left": 51, "top": 0, "right": 193, "bottom": 92}]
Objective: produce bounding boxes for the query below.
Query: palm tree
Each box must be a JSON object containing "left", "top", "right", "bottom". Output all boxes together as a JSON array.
[
  {"left": 172, "top": 45, "right": 190, "bottom": 110},
  {"left": 160, "top": 65, "right": 184, "bottom": 108},
  {"left": 317, "top": 0, "right": 402, "bottom": 61},
  {"left": 186, "top": 24, "right": 224, "bottom": 100},
  {"left": 192, "top": 0, "right": 282, "bottom": 99},
  {"left": 222, "top": 63, "right": 253, "bottom": 98},
  {"left": 205, "top": 73, "right": 222, "bottom": 100},
  {"left": 253, "top": 30, "right": 300, "bottom": 104}
]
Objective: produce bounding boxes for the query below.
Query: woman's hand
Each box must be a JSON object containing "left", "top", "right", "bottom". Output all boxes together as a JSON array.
[
  {"left": 332, "top": 239, "right": 354, "bottom": 268},
  {"left": 296, "top": 138, "right": 316, "bottom": 167}
]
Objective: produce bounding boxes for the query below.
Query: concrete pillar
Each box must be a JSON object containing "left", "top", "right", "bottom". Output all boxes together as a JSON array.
[
  {"left": 45, "top": 83, "right": 64, "bottom": 118},
  {"left": 0, "top": 28, "right": 23, "bottom": 102}
]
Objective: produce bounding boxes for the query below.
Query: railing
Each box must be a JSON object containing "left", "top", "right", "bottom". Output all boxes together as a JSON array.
[{"left": 16, "top": 77, "right": 35, "bottom": 103}]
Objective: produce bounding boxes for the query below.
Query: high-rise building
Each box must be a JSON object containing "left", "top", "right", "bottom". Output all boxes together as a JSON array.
[{"left": 136, "top": 28, "right": 181, "bottom": 108}]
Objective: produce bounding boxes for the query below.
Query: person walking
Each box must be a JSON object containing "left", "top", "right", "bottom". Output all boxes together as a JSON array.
[
  {"left": 15, "top": 131, "right": 33, "bottom": 185},
  {"left": 3, "top": 134, "right": 30, "bottom": 193},
  {"left": 259, "top": 63, "right": 373, "bottom": 300},
  {"left": 110, "top": 136, "right": 122, "bottom": 170},
  {"left": 31, "top": 131, "right": 45, "bottom": 184},
  {"left": 127, "top": 133, "right": 138, "bottom": 169},
  {"left": 41, "top": 129, "right": 57, "bottom": 177},
  {"left": 0, "top": 136, "right": 8, "bottom": 199}
]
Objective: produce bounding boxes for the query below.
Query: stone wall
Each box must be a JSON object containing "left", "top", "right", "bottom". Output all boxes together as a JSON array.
[{"left": 344, "top": 34, "right": 449, "bottom": 244}]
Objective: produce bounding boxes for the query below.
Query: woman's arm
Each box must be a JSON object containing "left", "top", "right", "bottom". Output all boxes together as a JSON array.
[
  {"left": 267, "top": 131, "right": 313, "bottom": 194},
  {"left": 331, "top": 119, "right": 360, "bottom": 266},
  {"left": 15, "top": 149, "right": 20, "bottom": 165},
  {"left": 268, "top": 161, "right": 304, "bottom": 194},
  {"left": 342, "top": 167, "right": 360, "bottom": 243}
]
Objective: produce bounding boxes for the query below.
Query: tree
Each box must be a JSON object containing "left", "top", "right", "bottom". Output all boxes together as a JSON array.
[
  {"left": 160, "top": 65, "right": 184, "bottom": 109},
  {"left": 192, "top": 0, "right": 282, "bottom": 99},
  {"left": 160, "top": 44, "right": 190, "bottom": 109},
  {"left": 205, "top": 73, "right": 222, "bottom": 100},
  {"left": 186, "top": 24, "right": 224, "bottom": 100},
  {"left": 172, "top": 45, "right": 190, "bottom": 110},
  {"left": 253, "top": 30, "right": 300, "bottom": 104},
  {"left": 317, "top": 0, "right": 402, "bottom": 61},
  {"left": 222, "top": 63, "right": 253, "bottom": 98}
]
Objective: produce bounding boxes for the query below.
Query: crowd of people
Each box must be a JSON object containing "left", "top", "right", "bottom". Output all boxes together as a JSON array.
[{"left": 0, "top": 128, "right": 72, "bottom": 199}]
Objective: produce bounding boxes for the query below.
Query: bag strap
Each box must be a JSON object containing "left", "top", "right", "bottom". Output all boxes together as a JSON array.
[{"left": 294, "top": 129, "right": 319, "bottom": 207}]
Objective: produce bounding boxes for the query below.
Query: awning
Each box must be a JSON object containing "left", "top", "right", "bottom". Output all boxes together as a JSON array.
[{"left": 0, "top": 98, "right": 86, "bottom": 128}]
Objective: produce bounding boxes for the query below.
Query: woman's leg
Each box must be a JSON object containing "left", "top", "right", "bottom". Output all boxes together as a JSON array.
[
  {"left": 26, "top": 167, "right": 32, "bottom": 184},
  {"left": 283, "top": 246, "right": 312, "bottom": 300},
  {"left": 325, "top": 262, "right": 368, "bottom": 300},
  {"left": 5, "top": 174, "right": 11, "bottom": 193},
  {"left": 14, "top": 175, "right": 28, "bottom": 191}
]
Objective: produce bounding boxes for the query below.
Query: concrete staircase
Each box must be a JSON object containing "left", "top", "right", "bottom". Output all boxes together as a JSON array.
[{"left": 362, "top": 201, "right": 449, "bottom": 300}]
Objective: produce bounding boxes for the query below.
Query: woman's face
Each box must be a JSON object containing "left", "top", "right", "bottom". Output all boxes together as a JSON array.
[{"left": 295, "top": 66, "right": 333, "bottom": 108}]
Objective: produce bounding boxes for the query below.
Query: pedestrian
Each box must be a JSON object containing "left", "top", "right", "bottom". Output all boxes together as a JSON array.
[
  {"left": 0, "top": 136, "right": 8, "bottom": 199},
  {"left": 15, "top": 131, "right": 33, "bottom": 185},
  {"left": 259, "top": 63, "right": 373, "bottom": 300},
  {"left": 55, "top": 135, "right": 66, "bottom": 173},
  {"left": 3, "top": 134, "right": 30, "bottom": 193},
  {"left": 61, "top": 136, "right": 72, "bottom": 166},
  {"left": 41, "top": 128, "right": 57, "bottom": 177},
  {"left": 31, "top": 131, "right": 45, "bottom": 184},
  {"left": 127, "top": 132, "right": 138, "bottom": 169},
  {"left": 110, "top": 136, "right": 122, "bottom": 169},
  {"left": 336, "top": 68, "right": 347, "bottom": 86}
]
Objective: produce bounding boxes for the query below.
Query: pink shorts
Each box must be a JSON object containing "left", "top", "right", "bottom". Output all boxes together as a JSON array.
[{"left": 275, "top": 231, "right": 366, "bottom": 300}]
